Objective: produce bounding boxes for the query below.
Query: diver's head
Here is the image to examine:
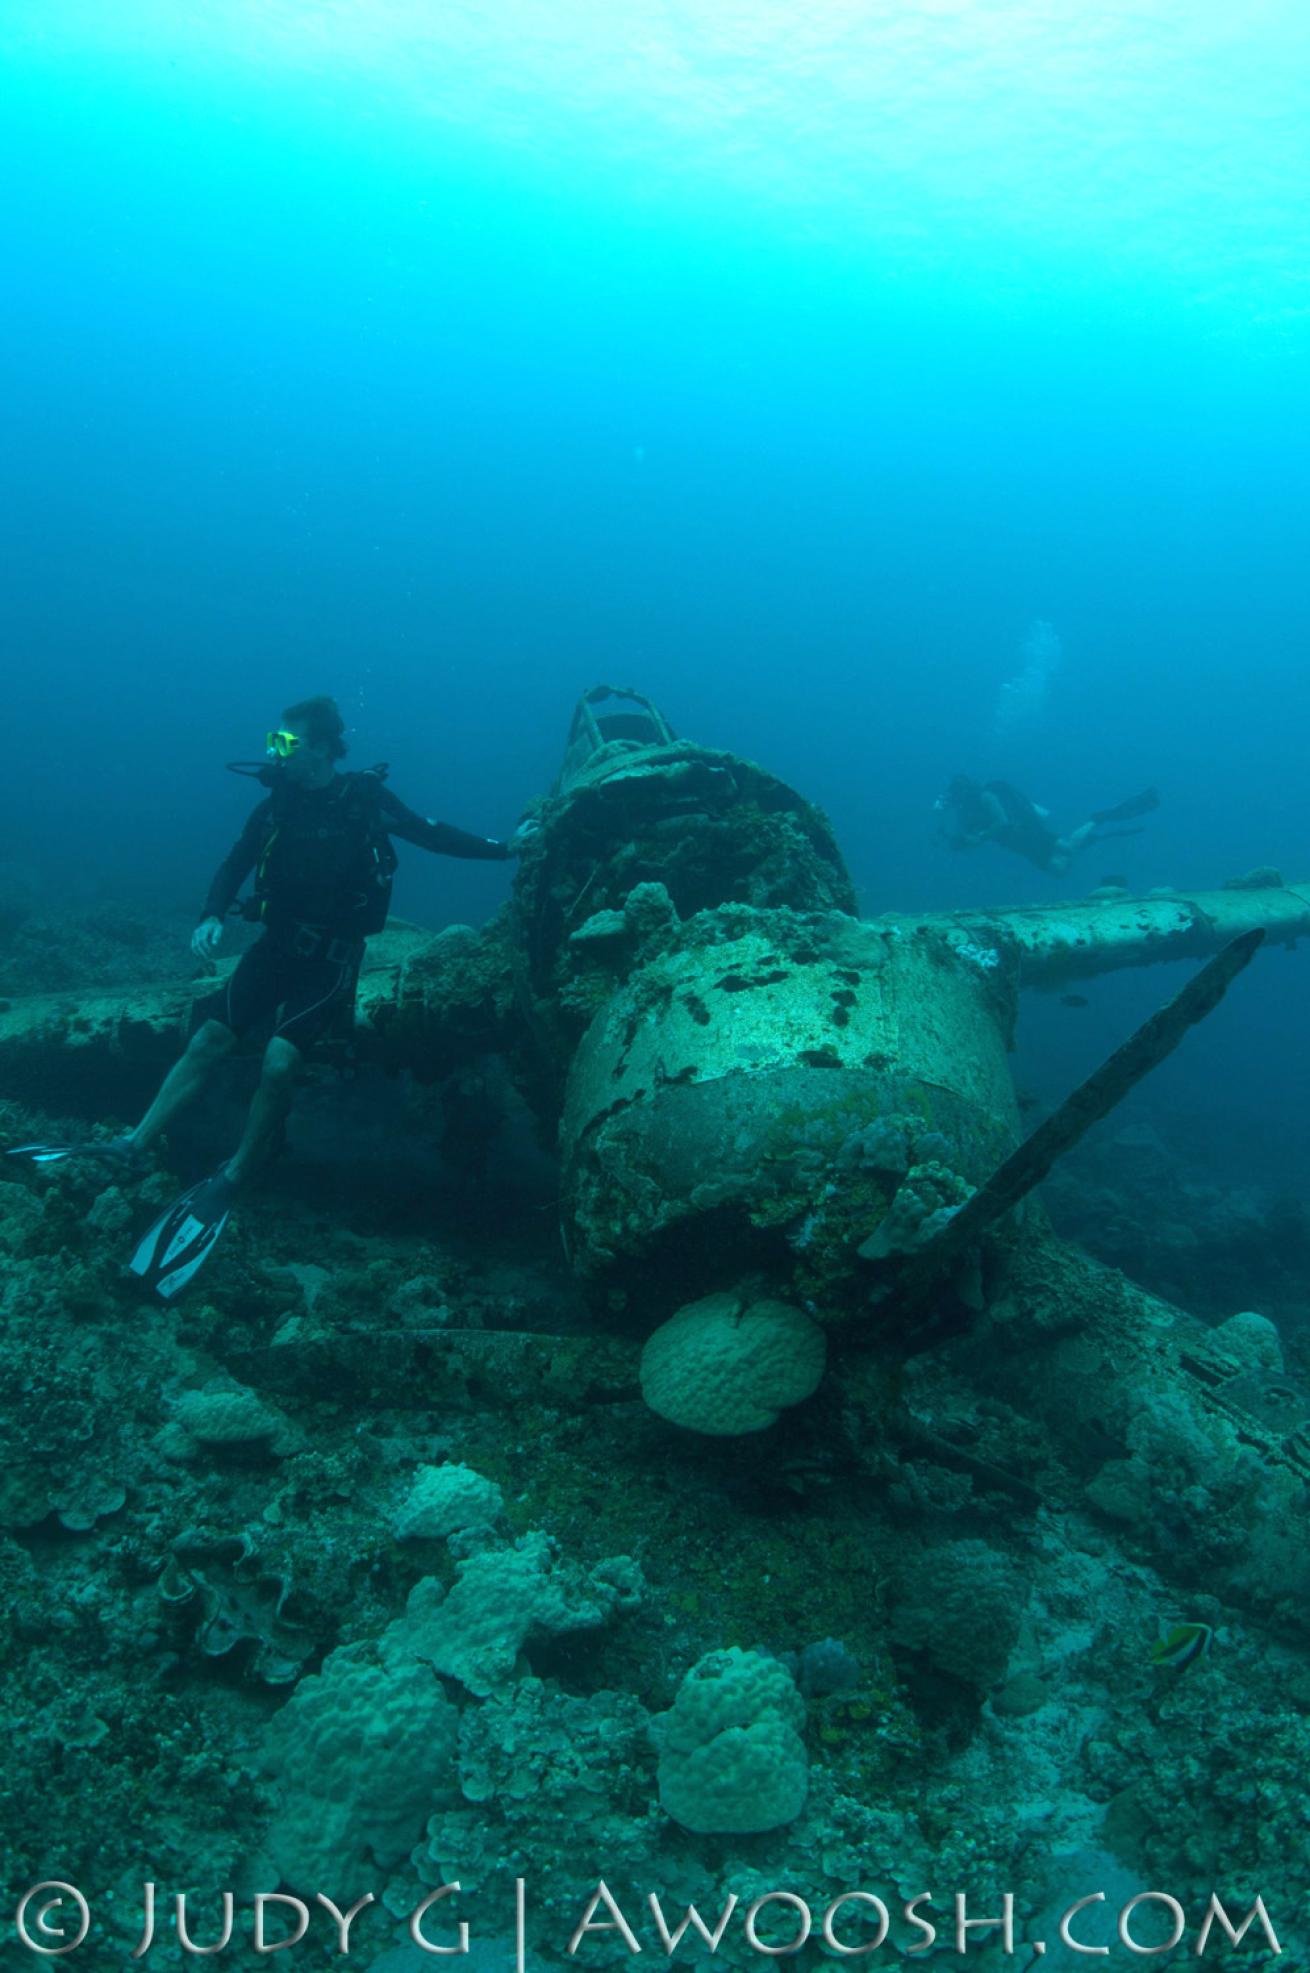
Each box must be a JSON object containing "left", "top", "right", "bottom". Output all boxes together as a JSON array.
[
  {"left": 934, "top": 774, "right": 979, "bottom": 849},
  {"left": 270, "top": 694, "right": 347, "bottom": 787},
  {"left": 937, "top": 773, "right": 976, "bottom": 814}
]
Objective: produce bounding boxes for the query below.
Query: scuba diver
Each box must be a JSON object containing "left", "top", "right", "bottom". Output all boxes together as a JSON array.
[
  {"left": 936, "top": 775, "right": 1159, "bottom": 877},
  {"left": 9, "top": 695, "right": 529, "bottom": 1297}
]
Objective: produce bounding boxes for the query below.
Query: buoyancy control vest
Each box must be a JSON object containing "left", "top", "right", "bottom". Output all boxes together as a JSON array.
[{"left": 249, "top": 771, "right": 398, "bottom": 937}]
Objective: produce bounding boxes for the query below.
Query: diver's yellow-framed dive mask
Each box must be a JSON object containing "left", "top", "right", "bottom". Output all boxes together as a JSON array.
[{"left": 265, "top": 729, "right": 303, "bottom": 760}]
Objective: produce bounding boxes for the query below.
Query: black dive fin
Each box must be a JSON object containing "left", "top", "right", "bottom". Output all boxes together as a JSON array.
[
  {"left": 7, "top": 1143, "right": 82, "bottom": 1166},
  {"left": 129, "top": 1169, "right": 236, "bottom": 1301},
  {"left": 1091, "top": 787, "right": 1160, "bottom": 826}
]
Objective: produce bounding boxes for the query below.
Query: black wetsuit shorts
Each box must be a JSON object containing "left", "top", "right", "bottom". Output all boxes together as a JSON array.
[
  {"left": 199, "top": 930, "right": 364, "bottom": 1052},
  {"left": 985, "top": 782, "right": 1059, "bottom": 870}
]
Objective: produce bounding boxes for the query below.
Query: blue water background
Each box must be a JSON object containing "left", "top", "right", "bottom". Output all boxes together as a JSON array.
[{"left": 2, "top": 5, "right": 1308, "bottom": 1193}]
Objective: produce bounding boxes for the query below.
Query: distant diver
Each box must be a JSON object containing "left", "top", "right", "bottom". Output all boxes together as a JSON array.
[
  {"left": 10, "top": 695, "right": 531, "bottom": 1297},
  {"left": 936, "top": 776, "right": 1159, "bottom": 878}
]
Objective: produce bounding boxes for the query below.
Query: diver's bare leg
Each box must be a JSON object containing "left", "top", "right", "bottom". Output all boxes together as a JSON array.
[
  {"left": 129, "top": 1020, "right": 237, "bottom": 1152},
  {"left": 225, "top": 1035, "right": 302, "bottom": 1187},
  {"left": 1053, "top": 820, "right": 1099, "bottom": 866}
]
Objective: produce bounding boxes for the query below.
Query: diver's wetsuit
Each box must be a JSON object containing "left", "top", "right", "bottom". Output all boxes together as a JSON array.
[
  {"left": 197, "top": 776, "right": 508, "bottom": 1050},
  {"left": 978, "top": 781, "right": 1062, "bottom": 870}
]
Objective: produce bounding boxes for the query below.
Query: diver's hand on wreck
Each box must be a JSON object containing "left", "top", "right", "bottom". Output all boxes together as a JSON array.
[
  {"left": 507, "top": 818, "right": 541, "bottom": 857},
  {"left": 191, "top": 916, "right": 224, "bottom": 962}
]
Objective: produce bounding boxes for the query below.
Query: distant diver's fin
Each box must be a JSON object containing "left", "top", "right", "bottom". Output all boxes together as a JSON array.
[
  {"left": 129, "top": 1167, "right": 236, "bottom": 1301},
  {"left": 6, "top": 1136, "right": 142, "bottom": 1170},
  {"left": 1091, "top": 786, "right": 1160, "bottom": 826}
]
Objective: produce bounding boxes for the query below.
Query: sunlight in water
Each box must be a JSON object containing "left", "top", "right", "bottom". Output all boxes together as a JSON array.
[{"left": 11, "top": 0, "right": 1310, "bottom": 318}]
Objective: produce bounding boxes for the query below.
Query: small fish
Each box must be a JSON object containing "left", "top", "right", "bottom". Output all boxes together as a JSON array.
[
  {"left": 1151, "top": 1622, "right": 1213, "bottom": 1671},
  {"left": 1060, "top": 993, "right": 1090, "bottom": 1008}
]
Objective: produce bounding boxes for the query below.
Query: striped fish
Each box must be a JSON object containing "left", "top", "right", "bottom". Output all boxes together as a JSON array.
[{"left": 1151, "top": 1622, "right": 1213, "bottom": 1670}]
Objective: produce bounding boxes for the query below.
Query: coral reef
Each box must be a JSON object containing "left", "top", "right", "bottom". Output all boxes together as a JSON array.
[{"left": 4, "top": 1072, "right": 1310, "bottom": 1964}]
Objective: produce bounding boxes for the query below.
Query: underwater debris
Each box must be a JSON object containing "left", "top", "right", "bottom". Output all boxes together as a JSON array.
[{"left": 893, "top": 1412, "right": 1044, "bottom": 1510}]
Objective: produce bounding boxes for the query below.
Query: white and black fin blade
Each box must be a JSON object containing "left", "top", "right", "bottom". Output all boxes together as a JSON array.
[
  {"left": 8, "top": 1138, "right": 140, "bottom": 1171},
  {"left": 129, "top": 1171, "right": 234, "bottom": 1301}
]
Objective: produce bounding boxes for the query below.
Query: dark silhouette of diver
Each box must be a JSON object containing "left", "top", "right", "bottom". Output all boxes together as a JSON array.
[{"left": 937, "top": 776, "right": 1159, "bottom": 877}]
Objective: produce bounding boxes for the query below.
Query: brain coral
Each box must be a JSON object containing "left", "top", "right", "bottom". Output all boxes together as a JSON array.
[
  {"left": 654, "top": 1646, "right": 808, "bottom": 1834},
  {"left": 263, "top": 1644, "right": 459, "bottom": 1898},
  {"left": 639, "top": 1292, "right": 826, "bottom": 1435}
]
